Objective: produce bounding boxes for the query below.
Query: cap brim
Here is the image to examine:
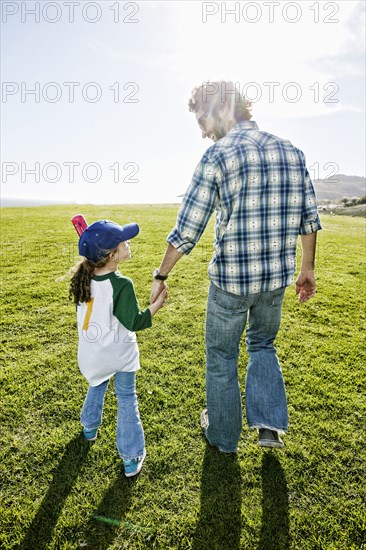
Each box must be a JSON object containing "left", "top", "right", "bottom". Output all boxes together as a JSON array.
[
  {"left": 78, "top": 220, "right": 140, "bottom": 262},
  {"left": 120, "top": 222, "right": 139, "bottom": 240}
]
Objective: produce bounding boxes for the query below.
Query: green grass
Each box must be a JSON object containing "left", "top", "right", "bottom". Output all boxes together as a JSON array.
[{"left": 0, "top": 205, "right": 365, "bottom": 549}]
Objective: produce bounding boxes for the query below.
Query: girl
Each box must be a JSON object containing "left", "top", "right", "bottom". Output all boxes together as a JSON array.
[{"left": 69, "top": 218, "right": 167, "bottom": 477}]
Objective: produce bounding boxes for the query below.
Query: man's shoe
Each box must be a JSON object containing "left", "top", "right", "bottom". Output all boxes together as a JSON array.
[
  {"left": 200, "top": 409, "right": 209, "bottom": 431},
  {"left": 200, "top": 409, "right": 237, "bottom": 454},
  {"left": 83, "top": 427, "right": 98, "bottom": 441},
  {"left": 123, "top": 449, "right": 146, "bottom": 478},
  {"left": 258, "top": 428, "right": 284, "bottom": 448}
]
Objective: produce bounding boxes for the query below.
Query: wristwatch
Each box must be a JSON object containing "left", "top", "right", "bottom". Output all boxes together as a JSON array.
[{"left": 153, "top": 268, "right": 168, "bottom": 281}]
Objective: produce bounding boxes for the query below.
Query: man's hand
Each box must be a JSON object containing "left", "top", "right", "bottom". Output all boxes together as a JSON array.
[
  {"left": 295, "top": 270, "right": 316, "bottom": 303},
  {"left": 150, "top": 279, "right": 167, "bottom": 304}
]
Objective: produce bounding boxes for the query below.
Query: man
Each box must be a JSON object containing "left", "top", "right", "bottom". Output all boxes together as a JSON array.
[{"left": 150, "top": 81, "right": 321, "bottom": 452}]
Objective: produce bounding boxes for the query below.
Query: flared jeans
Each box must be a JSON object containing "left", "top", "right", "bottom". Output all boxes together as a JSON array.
[{"left": 205, "top": 282, "right": 288, "bottom": 452}]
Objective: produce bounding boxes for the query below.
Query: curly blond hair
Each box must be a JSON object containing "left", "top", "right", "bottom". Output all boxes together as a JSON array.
[{"left": 188, "top": 80, "right": 252, "bottom": 121}]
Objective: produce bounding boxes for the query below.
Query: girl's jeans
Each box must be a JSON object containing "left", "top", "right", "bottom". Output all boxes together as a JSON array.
[
  {"left": 205, "top": 282, "right": 288, "bottom": 453},
  {"left": 80, "top": 371, "right": 145, "bottom": 461}
]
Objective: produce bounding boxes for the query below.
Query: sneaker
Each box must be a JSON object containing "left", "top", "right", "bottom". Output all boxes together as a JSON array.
[
  {"left": 123, "top": 449, "right": 146, "bottom": 478},
  {"left": 200, "top": 409, "right": 209, "bottom": 431},
  {"left": 200, "top": 409, "right": 237, "bottom": 454},
  {"left": 83, "top": 427, "right": 98, "bottom": 441},
  {"left": 258, "top": 428, "right": 284, "bottom": 448}
]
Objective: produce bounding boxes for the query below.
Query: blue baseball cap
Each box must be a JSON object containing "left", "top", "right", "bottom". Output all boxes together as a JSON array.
[{"left": 79, "top": 220, "right": 140, "bottom": 262}]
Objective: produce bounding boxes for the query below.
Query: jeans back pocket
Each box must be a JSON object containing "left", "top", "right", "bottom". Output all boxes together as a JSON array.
[{"left": 211, "top": 284, "right": 248, "bottom": 313}]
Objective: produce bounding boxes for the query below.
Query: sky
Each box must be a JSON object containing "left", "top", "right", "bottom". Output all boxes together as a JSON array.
[{"left": 1, "top": 0, "right": 365, "bottom": 204}]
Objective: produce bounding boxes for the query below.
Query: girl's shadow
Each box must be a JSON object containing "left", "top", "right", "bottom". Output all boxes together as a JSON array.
[
  {"left": 20, "top": 433, "right": 134, "bottom": 550},
  {"left": 81, "top": 470, "right": 135, "bottom": 550},
  {"left": 20, "top": 434, "right": 91, "bottom": 550}
]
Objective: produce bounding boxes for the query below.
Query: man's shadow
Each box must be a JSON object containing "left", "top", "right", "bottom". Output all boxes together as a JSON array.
[
  {"left": 192, "top": 444, "right": 242, "bottom": 550},
  {"left": 259, "top": 451, "right": 290, "bottom": 550},
  {"left": 20, "top": 434, "right": 91, "bottom": 550}
]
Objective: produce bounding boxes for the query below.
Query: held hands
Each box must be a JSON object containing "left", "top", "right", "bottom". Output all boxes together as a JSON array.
[
  {"left": 153, "top": 286, "right": 168, "bottom": 309},
  {"left": 150, "top": 279, "right": 167, "bottom": 304},
  {"left": 295, "top": 270, "right": 317, "bottom": 303},
  {"left": 148, "top": 283, "right": 168, "bottom": 318}
]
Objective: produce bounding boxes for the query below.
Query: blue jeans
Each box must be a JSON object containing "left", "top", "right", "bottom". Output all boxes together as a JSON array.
[
  {"left": 80, "top": 371, "right": 145, "bottom": 461},
  {"left": 205, "top": 282, "right": 288, "bottom": 452}
]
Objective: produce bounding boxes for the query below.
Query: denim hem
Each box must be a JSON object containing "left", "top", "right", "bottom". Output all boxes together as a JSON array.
[
  {"left": 81, "top": 423, "right": 100, "bottom": 430},
  {"left": 204, "top": 431, "right": 238, "bottom": 454},
  {"left": 217, "top": 446, "right": 238, "bottom": 454},
  {"left": 120, "top": 449, "right": 146, "bottom": 462},
  {"left": 249, "top": 424, "right": 287, "bottom": 435}
]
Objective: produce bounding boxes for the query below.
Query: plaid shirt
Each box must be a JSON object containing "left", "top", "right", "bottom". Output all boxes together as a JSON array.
[{"left": 167, "top": 121, "right": 322, "bottom": 295}]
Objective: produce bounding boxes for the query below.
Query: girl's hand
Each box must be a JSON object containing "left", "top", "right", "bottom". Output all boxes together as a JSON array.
[
  {"left": 150, "top": 279, "right": 167, "bottom": 303},
  {"left": 154, "top": 287, "right": 168, "bottom": 309},
  {"left": 149, "top": 287, "right": 168, "bottom": 317}
]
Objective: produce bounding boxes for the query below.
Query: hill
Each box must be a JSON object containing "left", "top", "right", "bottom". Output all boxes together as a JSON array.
[
  {"left": 314, "top": 174, "right": 365, "bottom": 200},
  {"left": 1, "top": 175, "right": 365, "bottom": 208}
]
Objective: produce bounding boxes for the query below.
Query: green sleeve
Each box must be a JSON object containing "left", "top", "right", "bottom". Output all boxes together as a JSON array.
[{"left": 111, "top": 276, "right": 152, "bottom": 332}]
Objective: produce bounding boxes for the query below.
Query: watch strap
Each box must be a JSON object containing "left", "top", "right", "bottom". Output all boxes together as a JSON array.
[{"left": 153, "top": 269, "right": 168, "bottom": 281}]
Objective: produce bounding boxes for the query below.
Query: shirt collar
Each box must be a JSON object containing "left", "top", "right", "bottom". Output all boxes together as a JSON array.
[{"left": 229, "top": 120, "right": 259, "bottom": 135}]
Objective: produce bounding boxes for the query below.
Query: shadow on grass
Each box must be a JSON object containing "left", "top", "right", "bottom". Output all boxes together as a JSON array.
[
  {"left": 192, "top": 444, "right": 242, "bottom": 550},
  {"left": 259, "top": 451, "right": 290, "bottom": 550},
  {"left": 19, "top": 434, "right": 91, "bottom": 550},
  {"left": 81, "top": 470, "right": 134, "bottom": 550}
]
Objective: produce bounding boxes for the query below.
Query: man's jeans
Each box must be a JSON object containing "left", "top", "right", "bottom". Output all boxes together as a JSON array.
[
  {"left": 80, "top": 371, "right": 145, "bottom": 461},
  {"left": 205, "top": 282, "right": 288, "bottom": 452}
]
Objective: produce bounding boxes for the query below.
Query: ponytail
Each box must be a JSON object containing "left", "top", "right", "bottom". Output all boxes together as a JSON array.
[{"left": 69, "top": 256, "right": 110, "bottom": 304}]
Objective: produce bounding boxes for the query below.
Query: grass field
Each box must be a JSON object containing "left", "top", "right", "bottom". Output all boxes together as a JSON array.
[{"left": 0, "top": 205, "right": 365, "bottom": 550}]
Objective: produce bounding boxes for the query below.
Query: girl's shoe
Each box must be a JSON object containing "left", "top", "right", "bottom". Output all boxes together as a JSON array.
[
  {"left": 123, "top": 449, "right": 146, "bottom": 478},
  {"left": 83, "top": 427, "right": 98, "bottom": 441}
]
